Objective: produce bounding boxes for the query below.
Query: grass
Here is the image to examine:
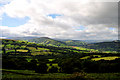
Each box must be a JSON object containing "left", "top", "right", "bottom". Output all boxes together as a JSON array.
[
  {"left": 52, "top": 63, "right": 58, "bottom": 67},
  {"left": 2, "top": 69, "right": 36, "bottom": 75},
  {"left": 92, "top": 56, "right": 119, "bottom": 61},
  {"left": 2, "top": 69, "right": 120, "bottom": 80},
  {"left": 103, "top": 51, "right": 118, "bottom": 53},
  {"left": 6, "top": 50, "right": 15, "bottom": 53},
  {"left": 80, "top": 55, "right": 101, "bottom": 59},
  {"left": 31, "top": 52, "right": 52, "bottom": 56},
  {"left": 17, "top": 50, "right": 28, "bottom": 52},
  {"left": 80, "top": 56, "right": 90, "bottom": 59},
  {"left": 2, "top": 69, "right": 71, "bottom": 79},
  {"left": 26, "top": 58, "right": 32, "bottom": 62},
  {"left": 73, "top": 46, "right": 99, "bottom": 53},
  {"left": 47, "top": 63, "right": 60, "bottom": 72},
  {"left": 48, "top": 59, "right": 55, "bottom": 61},
  {"left": 27, "top": 47, "right": 36, "bottom": 51},
  {"left": 93, "top": 55, "right": 101, "bottom": 57},
  {"left": 27, "top": 47, "right": 52, "bottom": 56},
  {"left": 87, "top": 73, "right": 120, "bottom": 80},
  {"left": 47, "top": 63, "right": 59, "bottom": 68},
  {"left": 37, "top": 48, "right": 49, "bottom": 51}
]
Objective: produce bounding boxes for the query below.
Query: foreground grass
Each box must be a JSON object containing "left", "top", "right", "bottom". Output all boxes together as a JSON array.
[
  {"left": 2, "top": 69, "right": 120, "bottom": 80},
  {"left": 2, "top": 69, "right": 71, "bottom": 79},
  {"left": 87, "top": 73, "right": 120, "bottom": 80}
]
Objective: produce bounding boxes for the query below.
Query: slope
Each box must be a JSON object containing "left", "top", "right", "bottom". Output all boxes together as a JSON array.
[
  {"left": 27, "top": 37, "right": 87, "bottom": 46},
  {"left": 84, "top": 40, "right": 120, "bottom": 52}
]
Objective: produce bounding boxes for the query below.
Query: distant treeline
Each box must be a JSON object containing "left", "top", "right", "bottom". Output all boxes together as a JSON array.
[{"left": 3, "top": 56, "right": 120, "bottom": 73}]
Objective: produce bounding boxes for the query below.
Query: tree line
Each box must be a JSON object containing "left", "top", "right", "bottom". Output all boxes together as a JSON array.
[{"left": 3, "top": 56, "right": 120, "bottom": 73}]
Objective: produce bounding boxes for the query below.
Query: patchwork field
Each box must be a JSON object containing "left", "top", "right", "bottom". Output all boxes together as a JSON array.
[
  {"left": 92, "top": 56, "right": 120, "bottom": 61},
  {"left": 1, "top": 39, "right": 120, "bottom": 80}
]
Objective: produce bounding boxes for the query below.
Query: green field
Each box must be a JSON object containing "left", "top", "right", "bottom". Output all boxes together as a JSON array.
[
  {"left": 48, "top": 59, "right": 55, "bottom": 61},
  {"left": 2, "top": 69, "right": 71, "bottom": 79},
  {"left": 80, "top": 55, "right": 101, "bottom": 59},
  {"left": 2, "top": 69, "right": 120, "bottom": 80},
  {"left": 17, "top": 50, "right": 28, "bottom": 52},
  {"left": 92, "top": 56, "right": 119, "bottom": 61}
]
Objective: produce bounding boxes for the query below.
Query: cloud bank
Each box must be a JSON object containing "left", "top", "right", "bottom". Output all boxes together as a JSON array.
[{"left": 0, "top": 0, "right": 118, "bottom": 40}]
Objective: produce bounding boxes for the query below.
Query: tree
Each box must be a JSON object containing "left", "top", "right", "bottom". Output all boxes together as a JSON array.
[
  {"left": 49, "top": 66, "right": 58, "bottom": 73},
  {"left": 28, "top": 59, "right": 37, "bottom": 70},
  {"left": 2, "top": 40, "right": 7, "bottom": 54},
  {"left": 2, "top": 47, "right": 6, "bottom": 54},
  {"left": 35, "top": 62, "right": 48, "bottom": 73},
  {"left": 58, "top": 58, "right": 81, "bottom": 73}
]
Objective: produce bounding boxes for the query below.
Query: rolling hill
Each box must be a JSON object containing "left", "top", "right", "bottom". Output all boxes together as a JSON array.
[
  {"left": 3, "top": 37, "right": 119, "bottom": 52},
  {"left": 64, "top": 40, "right": 87, "bottom": 46},
  {"left": 84, "top": 40, "right": 120, "bottom": 52},
  {"left": 27, "top": 37, "right": 87, "bottom": 46},
  {"left": 27, "top": 37, "right": 67, "bottom": 46}
]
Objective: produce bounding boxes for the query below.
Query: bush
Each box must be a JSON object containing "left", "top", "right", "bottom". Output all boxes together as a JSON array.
[
  {"left": 49, "top": 66, "right": 58, "bottom": 73},
  {"left": 35, "top": 62, "right": 48, "bottom": 73}
]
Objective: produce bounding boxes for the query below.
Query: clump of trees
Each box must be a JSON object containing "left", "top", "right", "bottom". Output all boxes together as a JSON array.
[
  {"left": 3, "top": 55, "right": 120, "bottom": 74},
  {"left": 35, "top": 62, "right": 48, "bottom": 73},
  {"left": 58, "top": 58, "right": 120, "bottom": 73},
  {"left": 2, "top": 56, "right": 59, "bottom": 73},
  {"left": 49, "top": 66, "right": 58, "bottom": 73}
]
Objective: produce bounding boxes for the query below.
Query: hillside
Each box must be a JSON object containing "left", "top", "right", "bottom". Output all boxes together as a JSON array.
[
  {"left": 27, "top": 37, "right": 87, "bottom": 46},
  {"left": 27, "top": 37, "right": 67, "bottom": 46},
  {"left": 64, "top": 40, "right": 87, "bottom": 46},
  {"left": 1, "top": 39, "right": 99, "bottom": 57},
  {"left": 84, "top": 40, "right": 120, "bottom": 52}
]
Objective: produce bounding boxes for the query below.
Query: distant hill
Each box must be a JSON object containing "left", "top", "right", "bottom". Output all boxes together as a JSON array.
[
  {"left": 1, "top": 38, "right": 119, "bottom": 52},
  {"left": 54, "top": 38, "right": 112, "bottom": 43},
  {"left": 4, "top": 37, "right": 119, "bottom": 52},
  {"left": 27, "top": 37, "right": 87, "bottom": 46},
  {"left": 27, "top": 37, "right": 67, "bottom": 46},
  {"left": 84, "top": 40, "right": 120, "bottom": 52},
  {"left": 79, "top": 40, "right": 112, "bottom": 43},
  {"left": 64, "top": 40, "right": 87, "bottom": 46}
]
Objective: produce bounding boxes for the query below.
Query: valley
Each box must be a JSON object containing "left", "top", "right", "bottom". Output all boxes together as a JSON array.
[{"left": 1, "top": 38, "right": 120, "bottom": 80}]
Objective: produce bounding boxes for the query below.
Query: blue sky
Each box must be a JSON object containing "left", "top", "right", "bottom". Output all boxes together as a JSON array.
[
  {"left": 0, "top": 0, "right": 11, "bottom": 6},
  {"left": 109, "top": 27, "right": 115, "bottom": 30},
  {"left": 2, "top": 13, "right": 62, "bottom": 27},
  {"left": 74, "top": 26, "right": 86, "bottom": 31},
  {"left": 2, "top": 13, "right": 30, "bottom": 27},
  {"left": 47, "top": 14, "right": 62, "bottom": 19}
]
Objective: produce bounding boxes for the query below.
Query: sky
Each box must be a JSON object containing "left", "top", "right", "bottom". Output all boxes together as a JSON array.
[{"left": 0, "top": 0, "right": 119, "bottom": 40}]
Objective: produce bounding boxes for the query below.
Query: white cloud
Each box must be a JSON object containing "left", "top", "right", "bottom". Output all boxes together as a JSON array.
[
  {"left": 0, "top": 0, "right": 13, "bottom": 5},
  {"left": 0, "top": 0, "right": 118, "bottom": 40}
]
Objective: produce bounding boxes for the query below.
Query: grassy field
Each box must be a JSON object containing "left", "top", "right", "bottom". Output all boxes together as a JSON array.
[
  {"left": 47, "top": 63, "right": 60, "bottom": 72},
  {"left": 73, "top": 46, "right": 99, "bottom": 52},
  {"left": 2, "top": 69, "right": 120, "bottom": 80},
  {"left": 17, "top": 50, "right": 28, "bottom": 52},
  {"left": 87, "top": 73, "right": 120, "bottom": 80},
  {"left": 2, "top": 69, "right": 71, "bottom": 79},
  {"left": 92, "top": 56, "right": 119, "bottom": 61},
  {"left": 80, "top": 56, "right": 90, "bottom": 59},
  {"left": 80, "top": 55, "right": 101, "bottom": 59},
  {"left": 48, "top": 59, "right": 55, "bottom": 61}
]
